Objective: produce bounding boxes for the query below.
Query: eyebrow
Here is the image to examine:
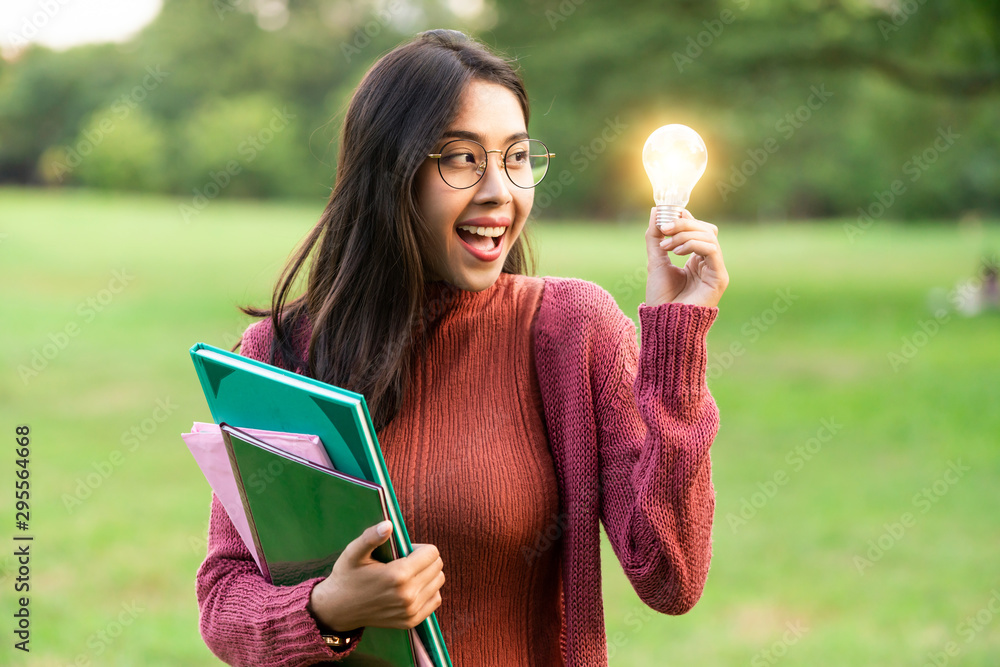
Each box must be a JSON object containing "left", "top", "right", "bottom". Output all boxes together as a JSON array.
[{"left": 441, "top": 129, "right": 530, "bottom": 144}]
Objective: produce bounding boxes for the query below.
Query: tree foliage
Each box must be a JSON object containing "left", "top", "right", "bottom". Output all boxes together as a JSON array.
[{"left": 0, "top": 0, "right": 996, "bottom": 220}]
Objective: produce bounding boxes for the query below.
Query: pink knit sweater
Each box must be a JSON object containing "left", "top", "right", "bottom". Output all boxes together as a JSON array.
[{"left": 195, "top": 273, "right": 720, "bottom": 666}]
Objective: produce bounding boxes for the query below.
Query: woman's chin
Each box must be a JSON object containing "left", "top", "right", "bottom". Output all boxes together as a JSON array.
[{"left": 452, "top": 264, "right": 505, "bottom": 292}]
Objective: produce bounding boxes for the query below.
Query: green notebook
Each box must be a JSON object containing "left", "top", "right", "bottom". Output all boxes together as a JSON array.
[
  {"left": 221, "top": 423, "right": 421, "bottom": 666},
  {"left": 190, "top": 342, "right": 451, "bottom": 667}
]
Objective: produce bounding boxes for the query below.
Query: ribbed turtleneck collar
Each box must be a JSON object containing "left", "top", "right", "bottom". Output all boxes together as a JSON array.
[{"left": 421, "top": 274, "right": 510, "bottom": 323}]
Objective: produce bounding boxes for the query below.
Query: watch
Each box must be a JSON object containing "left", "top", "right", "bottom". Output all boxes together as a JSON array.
[{"left": 321, "top": 626, "right": 363, "bottom": 648}]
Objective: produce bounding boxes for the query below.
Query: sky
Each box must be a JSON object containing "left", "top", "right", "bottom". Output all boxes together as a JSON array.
[{"left": 0, "top": 0, "right": 163, "bottom": 59}]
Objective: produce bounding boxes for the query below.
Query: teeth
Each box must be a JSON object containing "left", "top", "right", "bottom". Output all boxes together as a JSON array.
[{"left": 457, "top": 225, "right": 505, "bottom": 238}]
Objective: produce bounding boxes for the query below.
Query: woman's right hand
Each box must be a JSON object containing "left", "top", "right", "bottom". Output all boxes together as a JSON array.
[{"left": 307, "top": 521, "right": 445, "bottom": 633}]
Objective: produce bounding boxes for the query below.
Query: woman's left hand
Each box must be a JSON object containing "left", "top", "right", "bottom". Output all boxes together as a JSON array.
[{"left": 645, "top": 208, "right": 729, "bottom": 308}]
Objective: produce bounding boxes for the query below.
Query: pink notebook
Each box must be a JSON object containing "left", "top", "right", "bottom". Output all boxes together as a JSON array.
[{"left": 182, "top": 422, "right": 332, "bottom": 574}]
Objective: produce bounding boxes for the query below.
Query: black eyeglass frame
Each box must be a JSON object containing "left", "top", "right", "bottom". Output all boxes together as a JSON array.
[{"left": 426, "top": 138, "right": 555, "bottom": 190}]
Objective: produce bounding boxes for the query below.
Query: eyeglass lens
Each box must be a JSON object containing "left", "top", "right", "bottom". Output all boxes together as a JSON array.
[{"left": 437, "top": 139, "right": 550, "bottom": 189}]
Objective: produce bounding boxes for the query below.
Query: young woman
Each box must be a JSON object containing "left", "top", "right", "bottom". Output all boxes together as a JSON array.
[{"left": 195, "top": 29, "right": 728, "bottom": 666}]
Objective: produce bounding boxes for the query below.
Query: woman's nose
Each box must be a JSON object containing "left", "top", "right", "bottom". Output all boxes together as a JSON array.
[{"left": 473, "top": 151, "right": 512, "bottom": 204}]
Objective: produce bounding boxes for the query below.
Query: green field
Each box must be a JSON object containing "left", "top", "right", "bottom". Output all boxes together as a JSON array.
[{"left": 2, "top": 186, "right": 999, "bottom": 666}]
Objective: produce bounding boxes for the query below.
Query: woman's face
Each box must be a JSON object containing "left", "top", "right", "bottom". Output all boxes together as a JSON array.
[{"left": 415, "top": 79, "right": 534, "bottom": 292}]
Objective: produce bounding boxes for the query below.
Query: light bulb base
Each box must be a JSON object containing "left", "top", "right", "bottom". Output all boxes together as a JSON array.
[{"left": 655, "top": 205, "right": 683, "bottom": 231}]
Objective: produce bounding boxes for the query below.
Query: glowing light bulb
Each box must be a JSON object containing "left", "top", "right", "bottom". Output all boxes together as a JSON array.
[{"left": 642, "top": 124, "right": 707, "bottom": 231}]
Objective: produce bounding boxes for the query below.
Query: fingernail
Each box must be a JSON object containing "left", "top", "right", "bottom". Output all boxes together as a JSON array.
[
  {"left": 377, "top": 521, "right": 392, "bottom": 537},
  {"left": 660, "top": 222, "right": 674, "bottom": 232}
]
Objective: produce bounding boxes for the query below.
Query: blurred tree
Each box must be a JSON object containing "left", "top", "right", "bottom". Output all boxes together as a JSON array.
[
  {"left": 176, "top": 93, "right": 316, "bottom": 198},
  {"left": 486, "top": 0, "right": 999, "bottom": 219},
  {"left": 0, "top": 44, "right": 134, "bottom": 181},
  {"left": 0, "top": 0, "right": 996, "bottom": 220},
  {"left": 40, "top": 105, "right": 169, "bottom": 192}
]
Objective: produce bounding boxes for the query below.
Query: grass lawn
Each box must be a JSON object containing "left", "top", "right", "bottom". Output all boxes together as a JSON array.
[{"left": 1, "top": 186, "right": 998, "bottom": 665}]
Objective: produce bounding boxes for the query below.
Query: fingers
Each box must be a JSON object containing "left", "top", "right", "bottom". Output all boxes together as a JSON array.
[
  {"left": 667, "top": 238, "right": 717, "bottom": 257},
  {"left": 384, "top": 543, "right": 444, "bottom": 600},
  {"left": 646, "top": 207, "right": 658, "bottom": 237},
  {"left": 388, "top": 544, "right": 445, "bottom": 628},
  {"left": 397, "top": 579, "right": 444, "bottom": 630},
  {"left": 669, "top": 210, "right": 718, "bottom": 236},
  {"left": 405, "top": 542, "right": 442, "bottom": 571},
  {"left": 411, "top": 583, "right": 444, "bottom": 627},
  {"left": 343, "top": 521, "right": 394, "bottom": 564},
  {"left": 648, "top": 208, "right": 719, "bottom": 241},
  {"left": 413, "top": 569, "right": 445, "bottom": 611},
  {"left": 659, "top": 229, "right": 716, "bottom": 253},
  {"left": 659, "top": 211, "right": 727, "bottom": 282},
  {"left": 670, "top": 238, "right": 729, "bottom": 283},
  {"left": 404, "top": 544, "right": 444, "bottom": 592}
]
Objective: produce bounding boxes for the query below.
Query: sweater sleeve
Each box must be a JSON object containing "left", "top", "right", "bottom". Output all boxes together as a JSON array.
[
  {"left": 596, "top": 294, "right": 719, "bottom": 615},
  {"left": 533, "top": 278, "right": 719, "bottom": 616},
  {"left": 194, "top": 320, "right": 365, "bottom": 665}
]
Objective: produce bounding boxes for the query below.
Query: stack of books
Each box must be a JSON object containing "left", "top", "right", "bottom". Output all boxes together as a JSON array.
[{"left": 184, "top": 343, "right": 451, "bottom": 667}]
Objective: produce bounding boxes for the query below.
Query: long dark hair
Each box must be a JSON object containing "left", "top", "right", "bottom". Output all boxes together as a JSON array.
[{"left": 235, "top": 29, "right": 538, "bottom": 432}]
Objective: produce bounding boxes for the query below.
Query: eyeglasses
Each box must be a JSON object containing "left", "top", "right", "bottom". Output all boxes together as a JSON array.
[{"left": 427, "top": 138, "right": 555, "bottom": 189}]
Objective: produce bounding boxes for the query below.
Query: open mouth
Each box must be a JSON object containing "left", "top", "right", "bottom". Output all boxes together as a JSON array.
[{"left": 456, "top": 226, "right": 505, "bottom": 251}]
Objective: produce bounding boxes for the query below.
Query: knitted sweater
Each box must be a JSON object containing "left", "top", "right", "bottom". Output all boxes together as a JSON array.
[
  {"left": 195, "top": 273, "right": 720, "bottom": 666},
  {"left": 375, "top": 275, "right": 564, "bottom": 665}
]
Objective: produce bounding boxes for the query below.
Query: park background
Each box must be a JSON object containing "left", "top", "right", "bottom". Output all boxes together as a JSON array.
[{"left": 1, "top": 0, "right": 999, "bottom": 665}]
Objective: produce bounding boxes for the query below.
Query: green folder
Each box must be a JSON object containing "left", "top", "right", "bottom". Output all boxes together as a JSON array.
[
  {"left": 190, "top": 342, "right": 451, "bottom": 667},
  {"left": 221, "top": 423, "right": 420, "bottom": 666}
]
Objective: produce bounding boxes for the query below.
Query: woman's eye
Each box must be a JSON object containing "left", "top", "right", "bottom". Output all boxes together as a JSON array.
[
  {"left": 442, "top": 152, "right": 477, "bottom": 167},
  {"left": 509, "top": 150, "right": 529, "bottom": 166}
]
